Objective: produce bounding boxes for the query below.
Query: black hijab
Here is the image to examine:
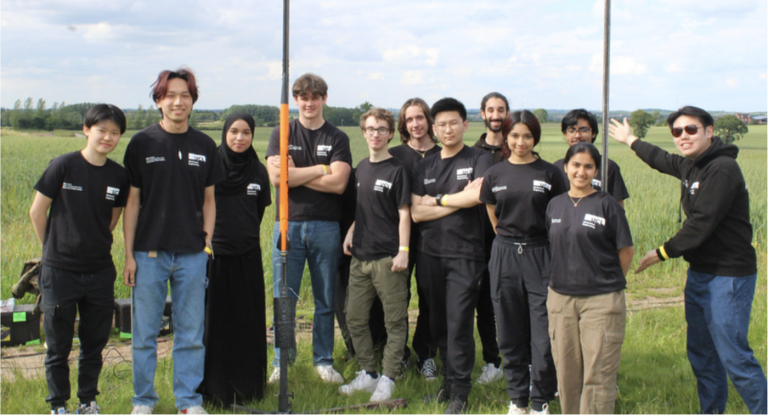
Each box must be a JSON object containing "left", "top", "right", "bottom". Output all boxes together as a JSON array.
[{"left": 217, "top": 112, "right": 260, "bottom": 195}]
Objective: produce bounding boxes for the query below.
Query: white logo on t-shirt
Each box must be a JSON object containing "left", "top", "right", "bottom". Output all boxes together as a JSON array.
[
  {"left": 188, "top": 153, "right": 206, "bottom": 167},
  {"left": 551, "top": 218, "right": 561, "bottom": 224},
  {"left": 424, "top": 178, "right": 436, "bottom": 185},
  {"left": 247, "top": 183, "right": 261, "bottom": 196},
  {"left": 106, "top": 186, "right": 120, "bottom": 201},
  {"left": 62, "top": 182, "right": 83, "bottom": 191},
  {"left": 592, "top": 179, "right": 602, "bottom": 188},
  {"left": 456, "top": 167, "right": 473, "bottom": 181},
  {"left": 690, "top": 181, "right": 700, "bottom": 195},
  {"left": 146, "top": 156, "right": 165, "bottom": 164},
  {"left": 492, "top": 186, "right": 507, "bottom": 193},
  {"left": 289, "top": 145, "right": 303, "bottom": 151},
  {"left": 317, "top": 145, "right": 333, "bottom": 156},
  {"left": 582, "top": 214, "right": 606, "bottom": 229},
  {"left": 374, "top": 179, "right": 392, "bottom": 192},
  {"left": 533, "top": 180, "right": 551, "bottom": 193}
]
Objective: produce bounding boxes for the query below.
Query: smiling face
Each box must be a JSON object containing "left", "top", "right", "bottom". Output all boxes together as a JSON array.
[
  {"left": 433, "top": 111, "right": 468, "bottom": 150},
  {"left": 294, "top": 93, "right": 327, "bottom": 122},
  {"left": 362, "top": 115, "right": 393, "bottom": 152},
  {"left": 507, "top": 122, "right": 535, "bottom": 162},
  {"left": 481, "top": 97, "right": 509, "bottom": 133},
  {"left": 225, "top": 119, "right": 253, "bottom": 153},
  {"left": 563, "top": 118, "right": 596, "bottom": 145},
  {"left": 672, "top": 115, "right": 713, "bottom": 159},
  {"left": 565, "top": 151, "right": 598, "bottom": 193},
  {"left": 404, "top": 105, "right": 429, "bottom": 141},
  {"left": 156, "top": 77, "right": 193, "bottom": 124},
  {"left": 83, "top": 119, "right": 122, "bottom": 156}
]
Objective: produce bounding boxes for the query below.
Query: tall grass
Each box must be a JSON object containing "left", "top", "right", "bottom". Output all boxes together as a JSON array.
[{"left": 1, "top": 124, "right": 765, "bottom": 414}]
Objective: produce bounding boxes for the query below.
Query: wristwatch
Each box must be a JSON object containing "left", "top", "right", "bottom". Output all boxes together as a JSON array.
[{"left": 435, "top": 194, "right": 444, "bottom": 206}]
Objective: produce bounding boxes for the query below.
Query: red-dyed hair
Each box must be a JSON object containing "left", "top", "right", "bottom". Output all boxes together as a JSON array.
[{"left": 150, "top": 68, "right": 199, "bottom": 104}]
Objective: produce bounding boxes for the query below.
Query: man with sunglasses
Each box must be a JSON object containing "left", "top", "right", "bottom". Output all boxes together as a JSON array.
[
  {"left": 553, "top": 109, "right": 629, "bottom": 206},
  {"left": 609, "top": 106, "right": 766, "bottom": 414}
]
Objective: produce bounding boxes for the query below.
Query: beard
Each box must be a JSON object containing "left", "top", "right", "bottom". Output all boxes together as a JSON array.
[{"left": 484, "top": 117, "right": 504, "bottom": 133}]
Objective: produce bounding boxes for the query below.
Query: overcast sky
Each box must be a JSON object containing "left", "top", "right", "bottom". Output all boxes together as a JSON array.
[{"left": 2, "top": 0, "right": 766, "bottom": 112}]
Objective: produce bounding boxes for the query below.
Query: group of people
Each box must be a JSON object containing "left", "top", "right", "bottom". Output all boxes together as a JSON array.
[{"left": 28, "top": 68, "right": 766, "bottom": 415}]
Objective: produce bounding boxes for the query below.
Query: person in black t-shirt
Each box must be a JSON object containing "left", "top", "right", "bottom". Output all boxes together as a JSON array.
[
  {"left": 200, "top": 113, "right": 271, "bottom": 406},
  {"left": 29, "top": 104, "right": 129, "bottom": 415},
  {"left": 338, "top": 108, "right": 411, "bottom": 402},
  {"left": 552, "top": 109, "right": 629, "bottom": 206},
  {"left": 122, "top": 68, "right": 225, "bottom": 415},
  {"left": 412, "top": 98, "right": 492, "bottom": 413},
  {"left": 479, "top": 110, "right": 566, "bottom": 414},
  {"left": 389, "top": 97, "right": 439, "bottom": 381},
  {"left": 610, "top": 107, "right": 766, "bottom": 414},
  {"left": 545, "top": 143, "right": 634, "bottom": 414},
  {"left": 265, "top": 73, "right": 352, "bottom": 385},
  {"left": 470, "top": 92, "right": 509, "bottom": 385}
]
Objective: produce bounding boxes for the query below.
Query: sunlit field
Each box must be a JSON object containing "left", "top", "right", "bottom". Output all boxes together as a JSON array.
[{"left": 1, "top": 123, "right": 765, "bottom": 413}]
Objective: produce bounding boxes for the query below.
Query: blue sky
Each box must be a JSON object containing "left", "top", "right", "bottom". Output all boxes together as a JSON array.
[{"left": 2, "top": 0, "right": 766, "bottom": 112}]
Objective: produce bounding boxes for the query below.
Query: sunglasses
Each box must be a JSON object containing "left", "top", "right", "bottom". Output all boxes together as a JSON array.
[{"left": 671, "top": 124, "right": 704, "bottom": 138}]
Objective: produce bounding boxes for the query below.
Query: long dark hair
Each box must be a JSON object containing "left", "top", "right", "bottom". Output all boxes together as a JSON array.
[
  {"left": 500, "top": 110, "right": 541, "bottom": 160},
  {"left": 563, "top": 142, "right": 601, "bottom": 168}
]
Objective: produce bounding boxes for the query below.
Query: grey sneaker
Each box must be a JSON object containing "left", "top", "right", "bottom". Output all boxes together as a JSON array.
[
  {"left": 76, "top": 401, "right": 100, "bottom": 414},
  {"left": 475, "top": 363, "right": 504, "bottom": 384},
  {"left": 130, "top": 405, "right": 153, "bottom": 415},
  {"left": 339, "top": 370, "right": 379, "bottom": 395},
  {"left": 420, "top": 358, "right": 438, "bottom": 381}
]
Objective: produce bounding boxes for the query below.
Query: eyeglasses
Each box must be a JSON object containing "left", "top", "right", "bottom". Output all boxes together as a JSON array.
[
  {"left": 566, "top": 127, "right": 592, "bottom": 135},
  {"left": 435, "top": 120, "right": 463, "bottom": 131},
  {"left": 363, "top": 127, "right": 390, "bottom": 135},
  {"left": 671, "top": 124, "right": 704, "bottom": 138}
]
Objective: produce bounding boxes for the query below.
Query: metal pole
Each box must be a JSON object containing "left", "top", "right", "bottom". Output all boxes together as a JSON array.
[{"left": 601, "top": 0, "right": 611, "bottom": 189}]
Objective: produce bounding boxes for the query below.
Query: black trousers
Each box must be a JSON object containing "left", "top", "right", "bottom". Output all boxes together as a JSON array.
[
  {"left": 409, "top": 251, "right": 437, "bottom": 364},
  {"left": 39, "top": 264, "right": 116, "bottom": 409},
  {"left": 417, "top": 253, "right": 483, "bottom": 399},
  {"left": 476, "top": 262, "right": 501, "bottom": 366},
  {"left": 488, "top": 236, "right": 557, "bottom": 406}
]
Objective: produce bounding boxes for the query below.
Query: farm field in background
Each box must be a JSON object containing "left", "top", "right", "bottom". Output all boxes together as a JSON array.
[{"left": 1, "top": 123, "right": 765, "bottom": 414}]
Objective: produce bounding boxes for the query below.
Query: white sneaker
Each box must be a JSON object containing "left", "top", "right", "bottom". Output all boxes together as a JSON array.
[
  {"left": 130, "top": 405, "right": 153, "bottom": 415},
  {"left": 268, "top": 367, "right": 281, "bottom": 384},
  {"left": 530, "top": 404, "right": 549, "bottom": 414},
  {"left": 177, "top": 405, "right": 208, "bottom": 414},
  {"left": 420, "top": 358, "right": 437, "bottom": 381},
  {"left": 339, "top": 370, "right": 379, "bottom": 395},
  {"left": 508, "top": 402, "right": 528, "bottom": 415},
  {"left": 315, "top": 364, "right": 344, "bottom": 384},
  {"left": 370, "top": 375, "right": 395, "bottom": 402},
  {"left": 476, "top": 363, "right": 504, "bottom": 384}
]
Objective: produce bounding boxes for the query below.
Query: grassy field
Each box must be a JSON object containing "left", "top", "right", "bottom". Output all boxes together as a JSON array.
[{"left": 1, "top": 123, "right": 765, "bottom": 414}]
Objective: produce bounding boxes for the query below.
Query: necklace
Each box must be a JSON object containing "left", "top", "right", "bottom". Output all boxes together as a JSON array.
[
  {"left": 409, "top": 144, "right": 429, "bottom": 158},
  {"left": 569, "top": 195, "right": 585, "bottom": 207}
]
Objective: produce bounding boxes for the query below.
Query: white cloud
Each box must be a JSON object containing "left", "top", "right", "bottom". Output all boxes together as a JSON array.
[
  {"left": 760, "top": 73, "right": 767, "bottom": 80},
  {"left": 401, "top": 70, "right": 423, "bottom": 85},
  {"left": 81, "top": 22, "right": 116, "bottom": 42},
  {"left": 726, "top": 78, "right": 740, "bottom": 87},
  {"left": 591, "top": 54, "right": 647, "bottom": 76},
  {"left": 367, "top": 72, "right": 385, "bottom": 80},
  {"left": 382, "top": 46, "right": 439, "bottom": 66},
  {"left": 666, "top": 62, "right": 685, "bottom": 73},
  {"left": 565, "top": 65, "right": 582, "bottom": 72}
]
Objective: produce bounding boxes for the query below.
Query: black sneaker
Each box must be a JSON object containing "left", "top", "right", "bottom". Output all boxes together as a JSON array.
[
  {"left": 444, "top": 397, "right": 467, "bottom": 414},
  {"left": 420, "top": 358, "right": 438, "bottom": 381}
]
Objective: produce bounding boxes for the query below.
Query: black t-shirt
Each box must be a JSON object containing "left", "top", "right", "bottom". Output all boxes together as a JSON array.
[
  {"left": 480, "top": 159, "right": 567, "bottom": 239},
  {"left": 390, "top": 144, "right": 441, "bottom": 257},
  {"left": 123, "top": 124, "right": 225, "bottom": 252},
  {"left": 412, "top": 146, "right": 492, "bottom": 261},
  {"left": 351, "top": 158, "right": 411, "bottom": 260},
  {"left": 546, "top": 192, "right": 633, "bottom": 296},
  {"left": 553, "top": 157, "right": 629, "bottom": 201},
  {"left": 212, "top": 162, "right": 272, "bottom": 256},
  {"left": 266, "top": 119, "right": 352, "bottom": 222},
  {"left": 35, "top": 151, "right": 129, "bottom": 272}
]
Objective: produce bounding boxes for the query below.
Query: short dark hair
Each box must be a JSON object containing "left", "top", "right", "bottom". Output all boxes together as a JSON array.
[
  {"left": 563, "top": 142, "right": 601, "bottom": 169},
  {"left": 500, "top": 110, "right": 542, "bottom": 159},
  {"left": 431, "top": 97, "right": 467, "bottom": 121},
  {"left": 480, "top": 92, "right": 509, "bottom": 112},
  {"left": 360, "top": 107, "right": 396, "bottom": 143},
  {"left": 397, "top": 98, "right": 436, "bottom": 144},
  {"left": 561, "top": 108, "right": 599, "bottom": 142},
  {"left": 84, "top": 104, "right": 127, "bottom": 134},
  {"left": 292, "top": 73, "right": 328, "bottom": 98},
  {"left": 667, "top": 105, "right": 714, "bottom": 129},
  {"left": 150, "top": 68, "right": 199, "bottom": 105}
]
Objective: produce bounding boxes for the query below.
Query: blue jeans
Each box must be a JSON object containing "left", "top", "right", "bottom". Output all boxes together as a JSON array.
[
  {"left": 131, "top": 251, "right": 208, "bottom": 410},
  {"left": 272, "top": 221, "right": 340, "bottom": 367},
  {"left": 685, "top": 270, "right": 767, "bottom": 414}
]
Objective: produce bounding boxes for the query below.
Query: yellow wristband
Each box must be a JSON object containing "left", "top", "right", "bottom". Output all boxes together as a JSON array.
[
  {"left": 204, "top": 246, "right": 213, "bottom": 256},
  {"left": 441, "top": 194, "right": 449, "bottom": 207},
  {"left": 399, "top": 246, "right": 409, "bottom": 252},
  {"left": 321, "top": 165, "right": 329, "bottom": 175},
  {"left": 658, "top": 245, "right": 669, "bottom": 260}
]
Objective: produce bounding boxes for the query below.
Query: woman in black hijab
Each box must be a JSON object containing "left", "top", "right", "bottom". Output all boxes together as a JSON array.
[{"left": 201, "top": 112, "right": 271, "bottom": 406}]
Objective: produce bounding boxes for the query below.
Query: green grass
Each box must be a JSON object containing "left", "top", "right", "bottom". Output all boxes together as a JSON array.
[{"left": 1, "top": 123, "right": 765, "bottom": 413}]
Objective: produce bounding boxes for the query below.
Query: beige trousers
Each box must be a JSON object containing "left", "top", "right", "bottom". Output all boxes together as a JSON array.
[{"left": 547, "top": 288, "right": 626, "bottom": 414}]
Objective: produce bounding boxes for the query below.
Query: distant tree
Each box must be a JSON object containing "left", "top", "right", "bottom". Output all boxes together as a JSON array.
[
  {"left": 629, "top": 109, "right": 655, "bottom": 139},
  {"left": 652, "top": 110, "right": 666, "bottom": 126},
  {"left": 352, "top": 101, "right": 374, "bottom": 125},
  {"left": 323, "top": 105, "right": 355, "bottom": 127},
  {"left": 714, "top": 115, "right": 748, "bottom": 144},
  {"left": 532, "top": 108, "right": 548, "bottom": 123}
]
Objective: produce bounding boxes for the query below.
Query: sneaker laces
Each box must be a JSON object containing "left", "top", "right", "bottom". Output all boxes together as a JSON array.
[{"left": 422, "top": 359, "right": 437, "bottom": 377}]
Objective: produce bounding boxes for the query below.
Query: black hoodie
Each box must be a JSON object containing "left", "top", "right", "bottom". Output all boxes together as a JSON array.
[
  {"left": 473, "top": 133, "right": 505, "bottom": 165},
  {"left": 631, "top": 137, "right": 756, "bottom": 276}
]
